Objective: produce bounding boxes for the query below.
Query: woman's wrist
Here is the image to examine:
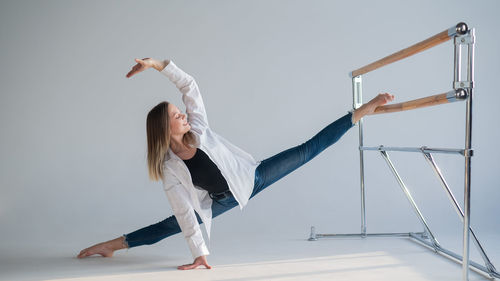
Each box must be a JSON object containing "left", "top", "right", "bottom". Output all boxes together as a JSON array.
[{"left": 152, "top": 59, "right": 170, "bottom": 71}]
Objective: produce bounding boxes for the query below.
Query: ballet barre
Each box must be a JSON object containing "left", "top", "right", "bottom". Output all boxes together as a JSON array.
[
  {"left": 369, "top": 88, "right": 468, "bottom": 115},
  {"left": 350, "top": 22, "right": 468, "bottom": 77},
  {"left": 308, "top": 22, "right": 498, "bottom": 281}
]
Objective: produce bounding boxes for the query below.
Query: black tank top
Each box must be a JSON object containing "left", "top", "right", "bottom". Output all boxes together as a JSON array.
[{"left": 182, "top": 148, "right": 230, "bottom": 194}]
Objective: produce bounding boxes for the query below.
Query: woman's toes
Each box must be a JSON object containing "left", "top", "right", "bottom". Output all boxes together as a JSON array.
[
  {"left": 77, "top": 250, "right": 87, "bottom": 258},
  {"left": 78, "top": 249, "right": 93, "bottom": 258}
]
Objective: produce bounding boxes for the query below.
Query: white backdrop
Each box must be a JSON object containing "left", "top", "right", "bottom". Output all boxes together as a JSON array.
[{"left": 1, "top": 0, "right": 499, "bottom": 260}]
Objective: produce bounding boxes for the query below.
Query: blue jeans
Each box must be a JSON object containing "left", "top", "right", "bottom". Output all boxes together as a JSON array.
[{"left": 123, "top": 112, "right": 354, "bottom": 248}]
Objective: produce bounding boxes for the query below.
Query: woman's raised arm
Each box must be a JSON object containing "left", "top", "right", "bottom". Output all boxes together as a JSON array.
[{"left": 126, "top": 57, "right": 209, "bottom": 131}]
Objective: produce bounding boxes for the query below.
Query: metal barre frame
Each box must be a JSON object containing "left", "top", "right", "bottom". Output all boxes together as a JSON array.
[
  {"left": 308, "top": 23, "right": 499, "bottom": 281},
  {"left": 360, "top": 145, "right": 468, "bottom": 156}
]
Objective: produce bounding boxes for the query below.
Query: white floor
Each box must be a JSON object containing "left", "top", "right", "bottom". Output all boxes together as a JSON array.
[{"left": 1, "top": 232, "right": 498, "bottom": 281}]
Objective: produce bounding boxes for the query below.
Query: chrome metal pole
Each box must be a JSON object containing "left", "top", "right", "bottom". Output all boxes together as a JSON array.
[
  {"left": 462, "top": 28, "right": 475, "bottom": 281},
  {"left": 361, "top": 145, "right": 465, "bottom": 156},
  {"left": 352, "top": 76, "right": 366, "bottom": 237},
  {"left": 454, "top": 36, "right": 462, "bottom": 86},
  {"left": 316, "top": 232, "right": 425, "bottom": 238},
  {"left": 379, "top": 151, "right": 441, "bottom": 249}
]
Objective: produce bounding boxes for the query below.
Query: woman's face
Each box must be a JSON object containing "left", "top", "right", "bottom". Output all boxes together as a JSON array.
[{"left": 168, "top": 103, "right": 191, "bottom": 136}]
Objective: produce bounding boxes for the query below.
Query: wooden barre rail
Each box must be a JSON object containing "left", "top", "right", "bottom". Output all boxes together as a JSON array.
[
  {"left": 369, "top": 89, "right": 468, "bottom": 115},
  {"left": 350, "top": 22, "right": 468, "bottom": 77}
]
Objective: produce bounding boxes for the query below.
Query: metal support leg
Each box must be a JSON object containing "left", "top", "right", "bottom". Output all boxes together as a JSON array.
[
  {"left": 352, "top": 76, "right": 367, "bottom": 237},
  {"left": 409, "top": 233, "right": 500, "bottom": 279},
  {"left": 454, "top": 28, "right": 475, "bottom": 281},
  {"left": 423, "top": 152, "right": 498, "bottom": 278},
  {"left": 308, "top": 226, "right": 317, "bottom": 241},
  {"left": 379, "top": 150, "right": 441, "bottom": 250},
  {"left": 308, "top": 229, "right": 426, "bottom": 239}
]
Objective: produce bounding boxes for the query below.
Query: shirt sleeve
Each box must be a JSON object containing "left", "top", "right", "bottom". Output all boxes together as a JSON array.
[
  {"left": 160, "top": 60, "right": 209, "bottom": 131},
  {"left": 162, "top": 170, "right": 210, "bottom": 259}
]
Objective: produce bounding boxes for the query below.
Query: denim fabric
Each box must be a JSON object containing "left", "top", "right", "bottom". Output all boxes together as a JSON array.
[{"left": 123, "top": 112, "right": 354, "bottom": 248}]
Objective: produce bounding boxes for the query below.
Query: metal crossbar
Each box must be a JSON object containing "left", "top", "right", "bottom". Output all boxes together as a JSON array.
[{"left": 307, "top": 23, "right": 498, "bottom": 281}]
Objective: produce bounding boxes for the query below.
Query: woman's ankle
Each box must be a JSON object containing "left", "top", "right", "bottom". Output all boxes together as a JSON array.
[
  {"left": 352, "top": 104, "right": 368, "bottom": 124},
  {"left": 108, "top": 236, "right": 128, "bottom": 251}
]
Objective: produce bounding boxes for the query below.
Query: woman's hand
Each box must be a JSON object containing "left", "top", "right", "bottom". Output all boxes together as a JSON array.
[
  {"left": 177, "top": 255, "right": 212, "bottom": 270},
  {"left": 126, "top": 58, "right": 170, "bottom": 78}
]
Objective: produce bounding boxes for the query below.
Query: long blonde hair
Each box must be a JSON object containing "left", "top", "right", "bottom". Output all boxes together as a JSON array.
[{"left": 146, "top": 101, "right": 196, "bottom": 181}]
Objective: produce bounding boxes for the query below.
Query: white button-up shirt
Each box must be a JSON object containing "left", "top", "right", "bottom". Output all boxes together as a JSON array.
[{"left": 159, "top": 61, "right": 261, "bottom": 259}]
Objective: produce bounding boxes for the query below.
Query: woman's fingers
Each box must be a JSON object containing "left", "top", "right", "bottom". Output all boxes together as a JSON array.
[
  {"left": 177, "top": 263, "right": 198, "bottom": 270},
  {"left": 135, "top": 58, "right": 153, "bottom": 67},
  {"left": 126, "top": 63, "right": 144, "bottom": 78},
  {"left": 135, "top": 58, "right": 147, "bottom": 66},
  {"left": 197, "top": 255, "right": 212, "bottom": 269},
  {"left": 126, "top": 58, "right": 151, "bottom": 78},
  {"left": 176, "top": 256, "right": 212, "bottom": 270}
]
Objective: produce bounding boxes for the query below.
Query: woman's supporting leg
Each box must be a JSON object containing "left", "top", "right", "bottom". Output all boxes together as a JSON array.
[
  {"left": 123, "top": 216, "right": 182, "bottom": 247},
  {"left": 251, "top": 112, "right": 354, "bottom": 198},
  {"left": 78, "top": 217, "right": 181, "bottom": 258},
  {"left": 78, "top": 195, "right": 239, "bottom": 258},
  {"left": 123, "top": 196, "right": 238, "bottom": 248}
]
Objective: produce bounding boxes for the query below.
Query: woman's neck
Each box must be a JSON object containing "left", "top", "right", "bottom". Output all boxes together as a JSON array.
[
  {"left": 170, "top": 139, "right": 196, "bottom": 160},
  {"left": 170, "top": 134, "right": 189, "bottom": 154}
]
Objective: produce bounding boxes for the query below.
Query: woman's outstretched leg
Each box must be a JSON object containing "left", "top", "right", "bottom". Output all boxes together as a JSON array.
[
  {"left": 252, "top": 112, "right": 353, "bottom": 197},
  {"left": 252, "top": 93, "right": 394, "bottom": 197}
]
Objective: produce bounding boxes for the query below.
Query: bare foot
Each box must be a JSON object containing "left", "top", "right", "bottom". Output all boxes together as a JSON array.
[
  {"left": 352, "top": 93, "right": 395, "bottom": 124},
  {"left": 77, "top": 236, "right": 127, "bottom": 258},
  {"left": 366, "top": 93, "right": 395, "bottom": 114}
]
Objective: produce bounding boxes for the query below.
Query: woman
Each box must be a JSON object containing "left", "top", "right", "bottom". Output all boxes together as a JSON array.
[{"left": 77, "top": 57, "right": 394, "bottom": 270}]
